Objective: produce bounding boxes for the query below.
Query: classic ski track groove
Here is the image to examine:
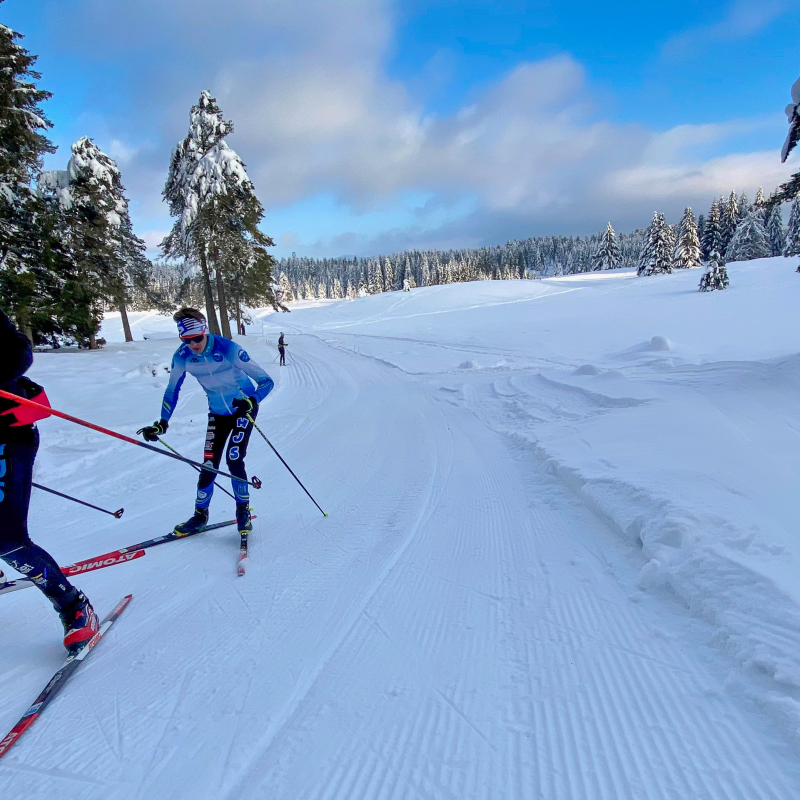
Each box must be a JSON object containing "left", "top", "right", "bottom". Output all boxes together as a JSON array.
[{"left": 220, "top": 398, "right": 445, "bottom": 798}]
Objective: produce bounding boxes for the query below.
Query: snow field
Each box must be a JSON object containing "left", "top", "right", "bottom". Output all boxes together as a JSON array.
[{"left": 1, "top": 256, "right": 800, "bottom": 797}]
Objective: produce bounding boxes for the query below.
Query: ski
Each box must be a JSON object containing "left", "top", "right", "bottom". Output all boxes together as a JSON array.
[
  {"left": 80, "top": 518, "right": 245, "bottom": 567},
  {"left": 0, "top": 594, "right": 132, "bottom": 761},
  {"left": 237, "top": 530, "right": 249, "bottom": 576},
  {"left": 0, "top": 551, "right": 145, "bottom": 597}
]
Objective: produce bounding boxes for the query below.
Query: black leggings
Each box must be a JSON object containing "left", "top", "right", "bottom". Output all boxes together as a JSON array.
[
  {"left": 195, "top": 409, "right": 257, "bottom": 508},
  {"left": 0, "top": 432, "right": 79, "bottom": 611}
]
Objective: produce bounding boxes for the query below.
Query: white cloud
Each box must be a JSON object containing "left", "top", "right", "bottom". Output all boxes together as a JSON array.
[
  {"left": 41, "top": 0, "right": 797, "bottom": 256},
  {"left": 662, "top": 0, "right": 789, "bottom": 59}
]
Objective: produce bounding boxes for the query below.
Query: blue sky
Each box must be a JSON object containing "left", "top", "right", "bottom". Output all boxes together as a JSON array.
[{"left": 4, "top": 0, "right": 799, "bottom": 259}]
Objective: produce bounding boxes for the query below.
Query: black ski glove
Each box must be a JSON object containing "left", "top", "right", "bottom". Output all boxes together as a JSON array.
[
  {"left": 137, "top": 419, "right": 168, "bottom": 442},
  {"left": 232, "top": 396, "right": 257, "bottom": 415}
]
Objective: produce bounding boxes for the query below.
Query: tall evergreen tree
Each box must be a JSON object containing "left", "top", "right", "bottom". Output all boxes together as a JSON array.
[
  {"left": 737, "top": 192, "right": 750, "bottom": 222},
  {"left": 719, "top": 191, "right": 739, "bottom": 254},
  {"left": 63, "top": 137, "right": 149, "bottom": 343},
  {"left": 367, "top": 258, "right": 381, "bottom": 293},
  {"left": 764, "top": 203, "right": 786, "bottom": 256},
  {"left": 785, "top": 198, "right": 800, "bottom": 257},
  {"left": 278, "top": 271, "right": 294, "bottom": 303},
  {"left": 673, "top": 207, "right": 701, "bottom": 269},
  {"left": 383, "top": 256, "right": 395, "bottom": 292},
  {"left": 701, "top": 201, "right": 722, "bottom": 260},
  {"left": 0, "top": 15, "right": 61, "bottom": 340},
  {"left": 592, "top": 222, "right": 620, "bottom": 270},
  {"left": 163, "top": 91, "right": 275, "bottom": 336},
  {"left": 403, "top": 259, "right": 416, "bottom": 290},
  {"left": 638, "top": 212, "right": 673, "bottom": 275},
  {"left": 725, "top": 209, "right": 771, "bottom": 262}
]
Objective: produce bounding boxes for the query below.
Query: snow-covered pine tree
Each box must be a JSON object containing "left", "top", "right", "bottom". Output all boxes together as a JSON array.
[
  {"left": 701, "top": 201, "right": 722, "bottom": 260},
  {"left": 65, "top": 136, "right": 150, "bottom": 343},
  {"left": 367, "top": 259, "right": 381, "bottom": 294},
  {"left": 763, "top": 203, "right": 787, "bottom": 256},
  {"left": 719, "top": 192, "right": 739, "bottom": 254},
  {"left": 0, "top": 17, "right": 63, "bottom": 341},
  {"left": 278, "top": 271, "right": 294, "bottom": 303},
  {"left": 403, "top": 259, "right": 416, "bottom": 290},
  {"left": 163, "top": 91, "right": 276, "bottom": 336},
  {"left": 754, "top": 187, "right": 766, "bottom": 212},
  {"left": 673, "top": 207, "right": 701, "bottom": 269},
  {"left": 383, "top": 256, "right": 395, "bottom": 292},
  {"left": 785, "top": 198, "right": 800, "bottom": 257},
  {"left": 442, "top": 258, "right": 455, "bottom": 283},
  {"left": 636, "top": 213, "right": 657, "bottom": 275},
  {"left": 638, "top": 212, "right": 673, "bottom": 275},
  {"left": 699, "top": 250, "right": 730, "bottom": 291},
  {"left": 725, "top": 208, "right": 771, "bottom": 262},
  {"left": 420, "top": 252, "right": 430, "bottom": 287},
  {"left": 737, "top": 192, "right": 750, "bottom": 222},
  {"left": 592, "top": 222, "right": 620, "bottom": 270}
]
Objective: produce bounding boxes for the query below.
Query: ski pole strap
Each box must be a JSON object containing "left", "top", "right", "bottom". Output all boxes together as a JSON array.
[
  {"left": 0, "top": 390, "right": 262, "bottom": 490},
  {"left": 246, "top": 413, "right": 326, "bottom": 516}
]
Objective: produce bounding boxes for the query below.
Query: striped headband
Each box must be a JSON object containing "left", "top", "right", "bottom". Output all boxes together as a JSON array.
[{"left": 177, "top": 317, "right": 209, "bottom": 338}]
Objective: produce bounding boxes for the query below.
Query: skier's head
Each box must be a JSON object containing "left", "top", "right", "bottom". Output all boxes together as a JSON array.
[{"left": 174, "top": 308, "right": 208, "bottom": 353}]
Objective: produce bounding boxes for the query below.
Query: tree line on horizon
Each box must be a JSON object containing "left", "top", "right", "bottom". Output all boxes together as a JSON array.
[{"left": 269, "top": 186, "right": 795, "bottom": 303}]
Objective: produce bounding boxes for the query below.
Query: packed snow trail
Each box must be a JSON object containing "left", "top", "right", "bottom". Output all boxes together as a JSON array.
[{"left": 1, "top": 263, "right": 800, "bottom": 797}]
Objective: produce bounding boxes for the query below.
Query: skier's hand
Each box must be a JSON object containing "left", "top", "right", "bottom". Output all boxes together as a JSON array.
[
  {"left": 137, "top": 419, "right": 168, "bottom": 442},
  {"left": 232, "top": 396, "right": 257, "bottom": 415}
]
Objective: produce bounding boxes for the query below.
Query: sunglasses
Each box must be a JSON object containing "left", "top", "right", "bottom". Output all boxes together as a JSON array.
[{"left": 183, "top": 335, "right": 206, "bottom": 344}]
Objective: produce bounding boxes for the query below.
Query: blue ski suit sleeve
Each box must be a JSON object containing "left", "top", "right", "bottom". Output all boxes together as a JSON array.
[
  {"left": 160, "top": 348, "right": 187, "bottom": 422},
  {"left": 234, "top": 347, "right": 274, "bottom": 403}
]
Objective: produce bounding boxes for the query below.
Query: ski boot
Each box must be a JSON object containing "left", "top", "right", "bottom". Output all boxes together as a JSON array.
[
  {"left": 59, "top": 591, "right": 99, "bottom": 652},
  {"left": 236, "top": 502, "right": 253, "bottom": 534},
  {"left": 174, "top": 506, "right": 209, "bottom": 537}
]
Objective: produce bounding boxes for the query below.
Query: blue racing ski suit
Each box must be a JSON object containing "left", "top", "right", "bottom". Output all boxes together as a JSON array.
[{"left": 161, "top": 335, "right": 274, "bottom": 507}]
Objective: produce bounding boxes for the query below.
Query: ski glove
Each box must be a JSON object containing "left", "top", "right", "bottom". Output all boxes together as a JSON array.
[
  {"left": 231, "top": 396, "right": 258, "bottom": 415},
  {"left": 138, "top": 419, "right": 168, "bottom": 442}
]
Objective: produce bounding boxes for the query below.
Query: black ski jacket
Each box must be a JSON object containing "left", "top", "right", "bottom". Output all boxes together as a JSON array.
[{"left": 0, "top": 307, "right": 36, "bottom": 443}]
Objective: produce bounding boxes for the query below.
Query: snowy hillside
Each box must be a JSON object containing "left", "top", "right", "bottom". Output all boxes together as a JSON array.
[{"left": 3, "top": 257, "right": 800, "bottom": 798}]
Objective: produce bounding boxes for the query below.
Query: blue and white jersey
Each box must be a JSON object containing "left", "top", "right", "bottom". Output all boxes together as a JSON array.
[{"left": 161, "top": 336, "right": 274, "bottom": 421}]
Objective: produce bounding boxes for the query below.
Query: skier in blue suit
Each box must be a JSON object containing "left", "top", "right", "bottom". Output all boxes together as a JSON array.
[{"left": 139, "top": 308, "right": 274, "bottom": 535}]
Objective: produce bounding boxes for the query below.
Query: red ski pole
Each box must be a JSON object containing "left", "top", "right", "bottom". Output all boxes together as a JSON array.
[{"left": 0, "top": 390, "right": 262, "bottom": 489}]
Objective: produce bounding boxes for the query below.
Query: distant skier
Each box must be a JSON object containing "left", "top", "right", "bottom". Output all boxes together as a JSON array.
[
  {"left": 278, "top": 332, "right": 286, "bottom": 366},
  {"left": 139, "top": 308, "right": 274, "bottom": 535},
  {"left": 0, "top": 307, "right": 99, "bottom": 652}
]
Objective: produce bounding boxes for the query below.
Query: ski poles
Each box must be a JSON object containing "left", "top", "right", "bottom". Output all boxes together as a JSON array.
[
  {"left": 32, "top": 483, "right": 124, "bottom": 518},
  {"left": 246, "top": 413, "right": 327, "bottom": 517},
  {"left": 0, "top": 390, "right": 262, "bottom": 489},
  {"left": 156, "top": 437, "right": 237, "bottom": 501}
]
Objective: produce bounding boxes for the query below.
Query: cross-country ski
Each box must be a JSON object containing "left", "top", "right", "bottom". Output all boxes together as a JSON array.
[
  {"left": 0, "top": 595, "right": 132, "bottom": 761},
  {"left": 0, "top": 550, "right": 144, "bottom": 596}
]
